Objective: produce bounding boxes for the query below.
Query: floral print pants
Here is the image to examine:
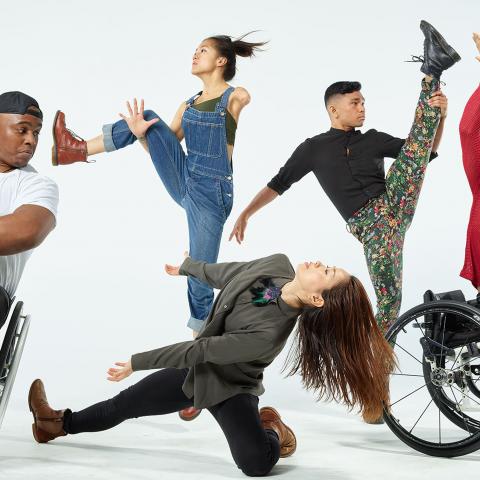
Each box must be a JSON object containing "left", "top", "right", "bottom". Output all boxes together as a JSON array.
[{"left": 347, "top": 79, "right": 441, "bottom": 334}]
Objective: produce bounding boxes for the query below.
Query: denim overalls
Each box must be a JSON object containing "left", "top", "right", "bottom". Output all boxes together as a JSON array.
[{"left": 102, "top": 87, "right": 235, "bottom": 331}]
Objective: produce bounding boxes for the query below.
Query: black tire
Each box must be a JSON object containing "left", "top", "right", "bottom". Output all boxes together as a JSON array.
[
  {"left": 0, "top": 302, "right": 23, "bottom": 380},
  {"left": 383, "top": 300, "right": 480, "bottom": 457}
]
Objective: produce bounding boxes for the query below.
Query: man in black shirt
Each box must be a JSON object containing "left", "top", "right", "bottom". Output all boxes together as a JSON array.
[{"left": 229, "top": 20, "right": 460, "bottom": 334}]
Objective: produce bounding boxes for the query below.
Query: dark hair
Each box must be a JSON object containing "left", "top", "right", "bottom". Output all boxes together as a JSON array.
[
  {"left": 324, "top": 81, "right": 362, "bottom": 107},
  {"left": 207, "top": 32, "right": 268, "bottom": 81},
  {"left": 285, "top": 276, "right": 395, "bottom": 422}
]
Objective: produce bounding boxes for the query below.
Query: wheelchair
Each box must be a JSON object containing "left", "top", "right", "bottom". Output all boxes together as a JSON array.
[
  {"left": 383, "top": 288, "right": 480, "bottom": 457},
  {"left": 0, "top": 285, "right": 31, "bottom": 428}
]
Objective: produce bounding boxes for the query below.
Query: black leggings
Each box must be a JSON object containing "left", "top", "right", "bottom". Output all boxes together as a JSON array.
[{"left": 63, "top": 368, "right": 280, "bottom": 477}]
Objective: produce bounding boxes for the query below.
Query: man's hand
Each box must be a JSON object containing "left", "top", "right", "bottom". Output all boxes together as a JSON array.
[
  {"left": 428, "top": 91, "right": 448, "bottom": 119},
  {"left": 119, "top": 98, "right": 159, "bottom": 138},
  {"left": 107, "top": 360, "right": 133, "bottom": 382},
  {"left": 229, "top": 212, "right": 249, "bottom": 244},
  {"left": 165, "top": 251, "right": 189, "bottom": 276}
]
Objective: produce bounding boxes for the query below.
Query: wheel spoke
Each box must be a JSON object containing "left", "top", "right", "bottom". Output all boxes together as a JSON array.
[
  {"left": 450, "top": 345, "right": 465, "bottom": 371},
  {"left": 391, "top": 373, "right": 424, "bottom": 378},
  {"left": 438, "top": 407, "right": 441, "bottom": 444},
  {"left": 439, "top": 314, "right": 447, "bottom": 366},
  {"left": 448, "top": 385, "right": 471, "bottom": 434},
  {"left": 451, "top": 385, "right": 480, "bottom": 408},
  {"left": 389, "top": 384, "right": 427, "bottom": 408},
  {"left": 409, "top": 398, "right": 433, "bottom": 434},
  {"left": 414, "top": 317, "right": 427, "bottom": 338},
  {"left": 394, "top": 342, "right": 423, "bottom": 366}
]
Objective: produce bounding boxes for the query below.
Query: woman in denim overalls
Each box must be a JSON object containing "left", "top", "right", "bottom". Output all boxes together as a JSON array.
[{"left": 52, "top": 34, "right": 266, "bottom": 336}]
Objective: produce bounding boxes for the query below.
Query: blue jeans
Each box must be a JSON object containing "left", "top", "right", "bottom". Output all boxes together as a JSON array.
[{"left": 102, "top": 111, "right": 233, "bottom": 331}]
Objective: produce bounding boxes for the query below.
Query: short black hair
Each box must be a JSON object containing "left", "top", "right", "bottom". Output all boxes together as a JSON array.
[{"left": 324, "top": 81, "right": 362, "bottom": 107}]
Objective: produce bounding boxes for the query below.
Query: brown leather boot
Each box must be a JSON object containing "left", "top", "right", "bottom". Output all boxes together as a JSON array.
[
  {"left": 178, "top": 406, "right": 202, "bottom": 421},
  {"left": 28, "top": 379, "right": 67, "bottom": 443},
  {"left": 259, "top": 406, "right": 297, "bottom": 458},
  {"left": 52, "top": 110, "right": 88, "bottom": 166}
]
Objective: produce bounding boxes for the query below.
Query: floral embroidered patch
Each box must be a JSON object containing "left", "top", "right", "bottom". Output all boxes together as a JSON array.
[{"left": 250, "top": 278, "right": 282, "bottom": 307}]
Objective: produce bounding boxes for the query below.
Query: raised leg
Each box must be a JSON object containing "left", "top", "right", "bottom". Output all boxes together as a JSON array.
[
  {"left": 102, "top": 111, "right": 187, "bottom": 205},
  {"left": 385, "top": 79, "right": 441, "bottom": 230}
]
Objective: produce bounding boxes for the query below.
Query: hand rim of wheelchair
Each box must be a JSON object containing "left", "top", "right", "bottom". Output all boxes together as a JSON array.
[
  {"left": 383, "top": 299, "right": 480, "bottom": 457},
  {"left": 0, "top": 301, "right": 31, "bottom": 428}
]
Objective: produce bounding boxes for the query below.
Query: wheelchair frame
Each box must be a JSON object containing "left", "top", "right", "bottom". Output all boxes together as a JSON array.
[
  {"left": 0, "top": 300, "right": 31, "bottom": 428},
  {"left": 383, "top": 289, "right": 480, "bottom": 457}
]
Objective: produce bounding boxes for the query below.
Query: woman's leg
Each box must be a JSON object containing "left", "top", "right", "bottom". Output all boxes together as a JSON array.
[
  {"left": 86, "top": 135, "right": 106, "bottom": 156},
  {"left": 64, "top": 368, "right": 192, "bottom": 434},
  {"left": 385, "top": 78, "right": 441, "bottom": 229},
  {"left": 459, "top": 86, "right": 480, "bottom": 289},
  {"left": 208, "top": 395, "right": 280, "bottom": 477},
  {"left": 100, "top": 111, "right": 187, "bottom": 205},
  {"left": 184, "top": 177, "right": 233, "bottom": 332}
]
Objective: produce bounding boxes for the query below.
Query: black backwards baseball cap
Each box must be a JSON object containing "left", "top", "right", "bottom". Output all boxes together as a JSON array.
[{"left": 0, "top": 91, "right": 43, "bottom": 120}]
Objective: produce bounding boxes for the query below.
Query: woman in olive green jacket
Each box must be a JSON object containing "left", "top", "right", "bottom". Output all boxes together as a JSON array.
[{"left": 28, "top": 253, "right": 394, "bottom": 477}]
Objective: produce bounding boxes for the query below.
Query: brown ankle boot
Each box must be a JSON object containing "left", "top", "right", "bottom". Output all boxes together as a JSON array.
[
  {"left": 28, "top": 379, "right": 67, "bottom": 443},
  {"left": 52, "top": 110, "right": 88, "bottom": 166},
  {"left": 259, "top": 406, "right": 297, "bottom": 458}
]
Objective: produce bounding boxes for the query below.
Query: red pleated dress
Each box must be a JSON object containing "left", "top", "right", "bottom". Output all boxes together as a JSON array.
[{"left": 460, "top": 85, "right": 480, "bottom": 287}]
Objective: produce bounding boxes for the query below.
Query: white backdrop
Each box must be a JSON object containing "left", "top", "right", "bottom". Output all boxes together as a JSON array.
[{"left": 2, "top": 0, "right": 480, "bottom": 417}]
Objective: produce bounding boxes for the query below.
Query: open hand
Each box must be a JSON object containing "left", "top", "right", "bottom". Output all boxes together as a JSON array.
[
  {"left": 473, "top": 32, "right": 480, "bottom": 62},
  {"left": 119, "top": 98, "right": 159, "bottom": 138},
  {"left": 229, "top": 213, "right": 248, "bottom": 244},
  {"left": 107, "top": 360, "right": 133, "bottom": 382},
  {"left": 165, "top": 251, "right": 189, "bottom": 276}
]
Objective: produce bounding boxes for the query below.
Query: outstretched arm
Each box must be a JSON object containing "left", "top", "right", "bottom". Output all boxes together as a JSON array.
[
  {"left": 166, "top": 254, "right": 283, "bottom": 290},
  {"left": 0, "top": 205, "right": 55, "bottom": 255},
  {"left": 229, "top": 187, "right": 278, "bottom": 244},
  {"left": 130, "top": 327, "right": 275, "bottom": 372},
  {"left": 229, "top": 139, "right": 314, "bottom": 244},
  {"left": 106, "top": 328, "right": 274, "bottom": 382},
  {"left": 428, "top": 91, "right": 448, "bottom": 153}
]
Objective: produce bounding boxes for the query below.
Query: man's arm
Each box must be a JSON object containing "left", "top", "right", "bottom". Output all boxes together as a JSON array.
[
  {"left": 429, "top": 90, "right": 448, "bottom": 154},
  {"left": 229, "top": 187, "right": 279, "bottom": 244},
  {"left": 229, "top": 139, "right": 313, "bottom": 244},
  {"left": 0, "top": 204, "right": 55, "bottom": 255},
  {"left": 431, "top": 116, "right": 445, "bottom": 153}
]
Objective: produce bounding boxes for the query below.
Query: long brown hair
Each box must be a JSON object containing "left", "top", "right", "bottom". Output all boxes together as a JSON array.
[
  {"left": 285, "top": 276, "right": 395, "bottom": 422},
  {"left": 207, "top": 32, "right": 268, "bottom": 81}
]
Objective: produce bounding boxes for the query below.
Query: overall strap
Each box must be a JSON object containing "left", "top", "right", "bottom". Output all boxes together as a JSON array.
[
  {"left": 185, "top": 91, "right": 202, "bottom": 107},
  {"left": 215, "top": 86, "right": 235, "bottom": 113}
]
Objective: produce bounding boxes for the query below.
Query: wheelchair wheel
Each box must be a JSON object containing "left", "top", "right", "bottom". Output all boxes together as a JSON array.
[
  {"left": 383, "top": 300, "right": 480, "bottom": 457},
  {"left": 0, "top": 301, "right": 31, "bottom": 428}
]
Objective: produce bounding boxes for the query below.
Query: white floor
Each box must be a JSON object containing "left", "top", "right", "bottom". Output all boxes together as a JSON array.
[{"left": 1, "top": 402, "right": 478, "bottom": 480}]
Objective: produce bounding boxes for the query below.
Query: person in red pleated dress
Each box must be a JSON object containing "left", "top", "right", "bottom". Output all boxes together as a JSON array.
[{"left": 460, "top": 33, "right": 480, "bottom": 290}]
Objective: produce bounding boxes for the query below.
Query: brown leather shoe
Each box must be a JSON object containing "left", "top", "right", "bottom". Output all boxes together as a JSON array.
[
  {"left": 259, "top": 406, "right": 297, "bottom": 458},
  {"left": 52, "top": 110, "right": 88, "bottom": 166},
  {"left": 178, "top": 406, "right": 202, "bottom": 421},
  {"left": 28, "top": 379, "right": 67, "bottom": 443}
]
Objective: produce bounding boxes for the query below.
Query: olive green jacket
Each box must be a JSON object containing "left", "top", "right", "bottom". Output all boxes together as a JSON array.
[{"left": 131, "top": 254, "right": 300, "bottom": 408}]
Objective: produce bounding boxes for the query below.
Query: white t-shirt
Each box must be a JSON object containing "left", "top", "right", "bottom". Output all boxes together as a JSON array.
[{"left": 0, "top": 165, "right": 59, "bottom": 297}]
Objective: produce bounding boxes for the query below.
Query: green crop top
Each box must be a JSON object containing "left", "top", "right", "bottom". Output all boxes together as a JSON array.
[{"left": 191, "top": 96, "right": 237, "bottom": 146}]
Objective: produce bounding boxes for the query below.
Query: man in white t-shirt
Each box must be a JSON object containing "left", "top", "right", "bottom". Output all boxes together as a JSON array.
[{"left": 0, "top": 91, "right": 58, "bottom": 299}]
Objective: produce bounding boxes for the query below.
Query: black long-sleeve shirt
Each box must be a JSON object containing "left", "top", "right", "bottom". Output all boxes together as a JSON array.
[{"left": 267, "top": 127, "right": 437, "bottom": 221}]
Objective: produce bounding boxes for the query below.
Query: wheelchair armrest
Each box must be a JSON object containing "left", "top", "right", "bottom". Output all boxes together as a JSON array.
[
  {"left": 423, "top": 289, "right": 466, "bottom": 304},
  {"left": 0, "top": 286, "right": 11, "bottom": 330}
]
